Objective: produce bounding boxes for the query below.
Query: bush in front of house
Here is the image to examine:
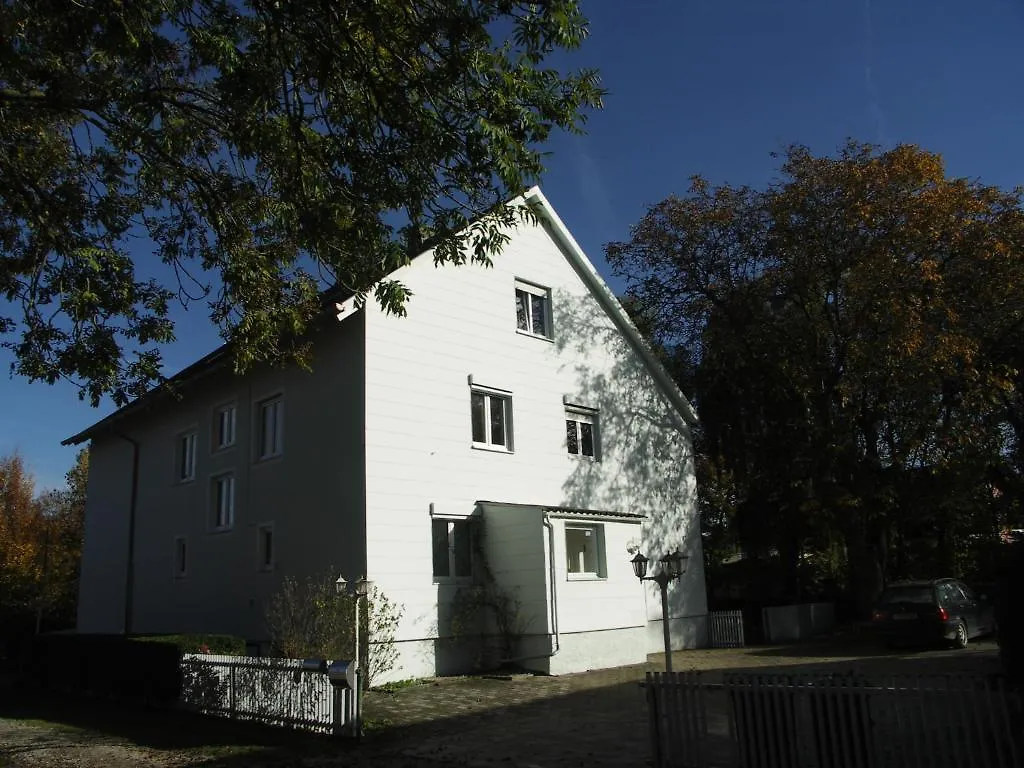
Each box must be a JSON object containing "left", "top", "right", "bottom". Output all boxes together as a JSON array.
[
  {"left": 19, "top": 633, "right": 183, "bottom": 703},
  {"left": 133, "top": 633, "right": 247, "bottom": 656},
  {"left": 995, "top": 540, "right": 1024, "bottom": 685}
]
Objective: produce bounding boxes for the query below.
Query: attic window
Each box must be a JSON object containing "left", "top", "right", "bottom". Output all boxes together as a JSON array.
[{"left": 515, "top": 280, "right": 552, "bottom": 339}]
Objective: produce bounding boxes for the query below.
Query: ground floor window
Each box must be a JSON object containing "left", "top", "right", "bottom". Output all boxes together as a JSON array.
[
  {"left": 432, "top": 518, "right": 473, "bottom": 580},
  {"left": 565, "top": 523, "right": 605, "bottom": 578}
]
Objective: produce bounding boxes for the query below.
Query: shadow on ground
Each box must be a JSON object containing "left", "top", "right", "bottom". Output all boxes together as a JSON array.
[{"left": 0, "top": 643, "right": 1008, "bottom": 768}]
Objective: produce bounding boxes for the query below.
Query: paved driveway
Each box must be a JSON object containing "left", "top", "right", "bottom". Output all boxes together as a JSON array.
[{"left": 364, "top": 640, "right": 1002, "bottom": 768}]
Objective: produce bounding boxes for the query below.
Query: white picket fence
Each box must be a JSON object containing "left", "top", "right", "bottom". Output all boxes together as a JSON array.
[
  {"left": 708, "top": 611, "right": 745, "bottom": 648},
  {"left": 180, "top": 654, "right": 353, "bottom": 735},
  {"left": 645, "top": 670, "right": 1024, "bottom": 768}
]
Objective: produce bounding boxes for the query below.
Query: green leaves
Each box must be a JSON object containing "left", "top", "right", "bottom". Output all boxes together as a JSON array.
[
  {"left": 612, "top": 142, "right": 1024, "bottom": 606},
  {"left": 0, "top": 0, "right": 603, "bottom": 405}
]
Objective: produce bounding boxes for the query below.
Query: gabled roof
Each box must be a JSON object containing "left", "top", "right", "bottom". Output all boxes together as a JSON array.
[{"left": 64, "top": 187, "right": 697, "bottom": 445}]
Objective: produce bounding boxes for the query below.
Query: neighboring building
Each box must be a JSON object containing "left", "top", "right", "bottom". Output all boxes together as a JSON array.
[{"left": 66, "top": 188, "right": 708, "bottom": 679}]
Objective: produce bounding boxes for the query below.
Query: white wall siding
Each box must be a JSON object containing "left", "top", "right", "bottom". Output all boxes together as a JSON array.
[
  {"left": 77, "top": 319, "right": 367, "bottom": 642},
  {"left": 362, "top": 213, "right": 705, "bottom": 677},
  {"left": 76, "top": 436, "right": 135, "bottom": 633}
]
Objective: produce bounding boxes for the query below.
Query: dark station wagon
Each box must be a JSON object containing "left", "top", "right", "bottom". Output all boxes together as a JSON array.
[{"left": 871, "top": 578, "right": 997, "bottom": 649}]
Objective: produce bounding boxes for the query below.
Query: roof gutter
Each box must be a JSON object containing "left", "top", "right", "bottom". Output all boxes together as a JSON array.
[{"left": 522, "top": 187, "right": 699, "bottom": 428}]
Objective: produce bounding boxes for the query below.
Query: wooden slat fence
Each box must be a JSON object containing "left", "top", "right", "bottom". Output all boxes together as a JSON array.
[
  {"left": 180, "top": 654, "right": 352, "bottom": 735},
  {"left": 708, "top": 611, "right": 745, "bottom": 648},
  {"left": 646, "top": 670, "right": 1023, "bottom": 768}
]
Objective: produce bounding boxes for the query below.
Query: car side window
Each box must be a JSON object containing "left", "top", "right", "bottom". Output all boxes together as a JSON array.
[
  {"left": 939, "top": 584, "right": 958, "bottom": 604},
  {"left": 958, "top": 583, "right": 975, "bottom": 601}
]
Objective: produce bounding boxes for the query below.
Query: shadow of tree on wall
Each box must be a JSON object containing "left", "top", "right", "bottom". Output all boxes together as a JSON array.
[{"left": 552, "top": 289, "right": 703, "bottom": 629}]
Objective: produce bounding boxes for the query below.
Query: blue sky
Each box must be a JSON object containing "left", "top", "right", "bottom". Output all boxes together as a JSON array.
[{"left": 4, "top": 0, "right": 1024, "bottom": 491}]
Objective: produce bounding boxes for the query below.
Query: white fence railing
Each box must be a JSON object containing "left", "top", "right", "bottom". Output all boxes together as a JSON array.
[
  {"left": 708, "top": 611, "right": 745, "bottom": 648},
  {"left": 645, "top": 670, "right": 1024, "bottom": 768},
  {"left": 180, "top": 654, "right": 353, "bottom": 735}
]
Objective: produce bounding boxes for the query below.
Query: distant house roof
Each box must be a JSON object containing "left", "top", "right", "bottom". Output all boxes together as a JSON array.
[{"left": 64, "top": 186, "right": 697, "bottom": 446}]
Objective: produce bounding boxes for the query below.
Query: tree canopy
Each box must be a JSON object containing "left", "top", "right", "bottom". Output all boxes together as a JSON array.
[
  {"left": 609, "top": 142, "right": 1024, "bottom": 613},
  {"left": 0, "top": 0, "right": 603, "bottom": 405}
]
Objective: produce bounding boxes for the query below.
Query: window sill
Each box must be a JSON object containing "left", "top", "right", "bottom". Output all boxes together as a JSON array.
[
  {"left": 471, "top": 442, "right": 513, "bottom": 454},
  {"left": 254, "top": 452, "right": 283, "bottom": 465},
  {"left": 516, "top": 329, "right": 555, "bottom": 343},
  {"left": 209, "top": 526, "right": 234, "bottom": 535},
  {"left": 568, "top": 453, "right": 599, "bottom": 462},
  {"left": 567, "top": 573, "right": 606, "bottom": 582},
  {"left": 212, "top": 444, "right": 236, "bottom": 454},
  {"left": 176, "top": 477, "right": 196, "bottom": 486}
]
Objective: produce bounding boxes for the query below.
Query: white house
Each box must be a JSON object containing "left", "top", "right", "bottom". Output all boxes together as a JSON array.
[{"left": 67, "top": 187, "right": 708, "bottom": 679}]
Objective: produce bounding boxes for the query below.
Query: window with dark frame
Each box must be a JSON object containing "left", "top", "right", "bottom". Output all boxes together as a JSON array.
[
  {"left": 212, "top": 474, "right": 235, "bottom": 530},
  {"left": 565, "top": 523, "right": 604, "bottom": 578},
  {"left": 431, "top": 519, "right": 473, "bottom": 580},
  {"left": 471, "top": 389, "right": 512, "bottom": 450},
  {"left": 515, "top": 281, "right": 552, "bottom": 338},
  {"left": 257, "top": 396, "right": 284, "bottom": 459},
  {"left": 178, "top": 432, "right": 197, "bottom": 481},
  {"left": 257, "top": 524, "right": 273, "bottom": 570},
  {"left": 215, "top": 404, "right": 237, "bottom": 450},
  {"left": 565, "top": 407, "right": 598, "bottom": 459},
  {"left": 173, "top": 536, "right": 187, "bottom": 577}
]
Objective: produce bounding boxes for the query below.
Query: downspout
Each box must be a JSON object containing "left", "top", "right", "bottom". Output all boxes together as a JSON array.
[
  {"left": 114, "top": 431, "right": 140, "bottom": 636},
  {"left": 542, "top": 512, "right": 560, "bottom": 658}
]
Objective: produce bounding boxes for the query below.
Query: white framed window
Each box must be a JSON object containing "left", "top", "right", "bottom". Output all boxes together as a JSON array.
[
  {"left": 211, "top": 473, "right": 235, "bottom": 531},
  {"left": 432, "top": 518, "right": 473, "bottom": 581},
  {"left": 176, "top": 432, "right": 197, "bottom": 482},
  {"left": 257, "top": 395, "right": 284, "bottom": 459},
  {"left": 214, "top": 404, "right": 237, "bottom": 450},
  {"left": 470, "top": 387, "right": 512, "bottom": 451},
  {"left": 565, "top": 406, "right": 599, "bottom": 459},
  {"left": 173, "top": 536, "right": 187, "bottom": 578},
  {"left": 515, "top": 280, "right": 552, "bottom": 339},
  {"left": 256, "top": 523, "right": 274, "bottom": 571},
  {"left": 565, "top": 523, "right": 605, "bottom": 579}
]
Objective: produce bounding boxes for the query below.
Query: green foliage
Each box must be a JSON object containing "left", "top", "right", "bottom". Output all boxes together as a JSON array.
[
  {"left": 446, "top": 522, "right": 530, "bottom": 666},
  {"left": 610, "top": 142, "right": 1024, "bottom": 614},
  {"left": 264, "top": 569, "right": 403, "bottom": 688},
  {"left": 0, "top": 0, "right": 603, "bottom": 406},
  {"left": 0, "top": 449, "right": 87, "bottom": 631},
  {"left": 134, "top": 633, "right": 246, "bottom": 655}
]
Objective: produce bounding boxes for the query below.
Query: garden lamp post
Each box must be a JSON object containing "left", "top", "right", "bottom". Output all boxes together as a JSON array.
[
  {"left": 335, "top": 575, "right": 372, "bottom": 738},
  {"left": 631, "top": 550, "right": 689, "bottom": 673}
]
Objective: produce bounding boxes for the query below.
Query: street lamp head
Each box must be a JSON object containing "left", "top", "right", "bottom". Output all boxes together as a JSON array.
[
  {"left": 630, "top": 552, "right": 649, "bottom": 580},
  {"left": 658, "top": 551, "right": 689, "bottom": 579},
  {"left": 335, "top": 575, "right": 348, "bottom": 595},
  {"left": 674, "top": 552, "right": 690, "bottom": 577},
  {"left": 355, "top": 578, "right": 372, "bottom": 597}
]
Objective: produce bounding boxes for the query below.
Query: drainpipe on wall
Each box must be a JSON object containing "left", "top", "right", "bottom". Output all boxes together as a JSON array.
[
  {"left": 542, "top": 513, "right": 560, "bottom": 658},
  {"left": 115, "top": 431, "right": 140, "bottom": 636}
]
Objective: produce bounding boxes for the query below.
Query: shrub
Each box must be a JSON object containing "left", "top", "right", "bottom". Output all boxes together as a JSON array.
[
  {"left": 133, "top": 633, "right": 246, "bottom": 656},
  {"left": 264, "top": 569, "right": 403, "bottom": 689}
]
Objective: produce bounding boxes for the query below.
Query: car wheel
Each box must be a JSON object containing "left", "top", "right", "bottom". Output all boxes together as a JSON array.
[{"left": 953, "top": 621, "right": 968, "bottom": 649}]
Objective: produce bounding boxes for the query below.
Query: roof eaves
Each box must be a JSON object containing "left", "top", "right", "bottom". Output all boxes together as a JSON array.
[{"left": 522, "top": 186, "right": 699, "bottom": 428}]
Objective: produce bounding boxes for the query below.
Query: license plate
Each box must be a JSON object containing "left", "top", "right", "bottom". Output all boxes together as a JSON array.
[{"left": 894, "top": 613, "right": 917, "bottom": 621}]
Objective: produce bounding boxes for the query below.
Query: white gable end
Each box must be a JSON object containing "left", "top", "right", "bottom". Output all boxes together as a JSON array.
[{"left": 361, "top": 189, "right": 705, "bottom": 678}]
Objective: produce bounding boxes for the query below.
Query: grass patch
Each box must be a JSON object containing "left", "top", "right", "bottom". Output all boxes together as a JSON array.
[{"left": 372, "top": 677, "right": 426, "bottom": 694}]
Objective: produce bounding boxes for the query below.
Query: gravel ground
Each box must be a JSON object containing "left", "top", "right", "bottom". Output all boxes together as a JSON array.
[{"left": 0, "top": 638, "right": 1005, "bottom": 768}]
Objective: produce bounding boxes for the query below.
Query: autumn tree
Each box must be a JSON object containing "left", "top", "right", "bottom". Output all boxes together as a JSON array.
[
  {"left": 0, "top": 450, "right": 88, "bottom": 637},
  {"left": 0, "top": 453, "right": 41, "bottom": 618},
  {"left": 0, "top": 0, "right": 604, "bottom": 406},
  {"left": 609, "top": 142, "right": 1024, "bottom": 614}
]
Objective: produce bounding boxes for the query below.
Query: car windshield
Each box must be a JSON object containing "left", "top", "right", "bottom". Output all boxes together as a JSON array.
[{"left": 880, "top": 586, "right": 934, "bottom": 605}]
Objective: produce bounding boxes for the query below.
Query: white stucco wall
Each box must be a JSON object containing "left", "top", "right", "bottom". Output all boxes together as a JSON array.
[
  {"left": 361, "top": 209, "right": 706, "bottom": 679},
  {"left": 76, "top": 319, "right": 367, "bottom": 642}
]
